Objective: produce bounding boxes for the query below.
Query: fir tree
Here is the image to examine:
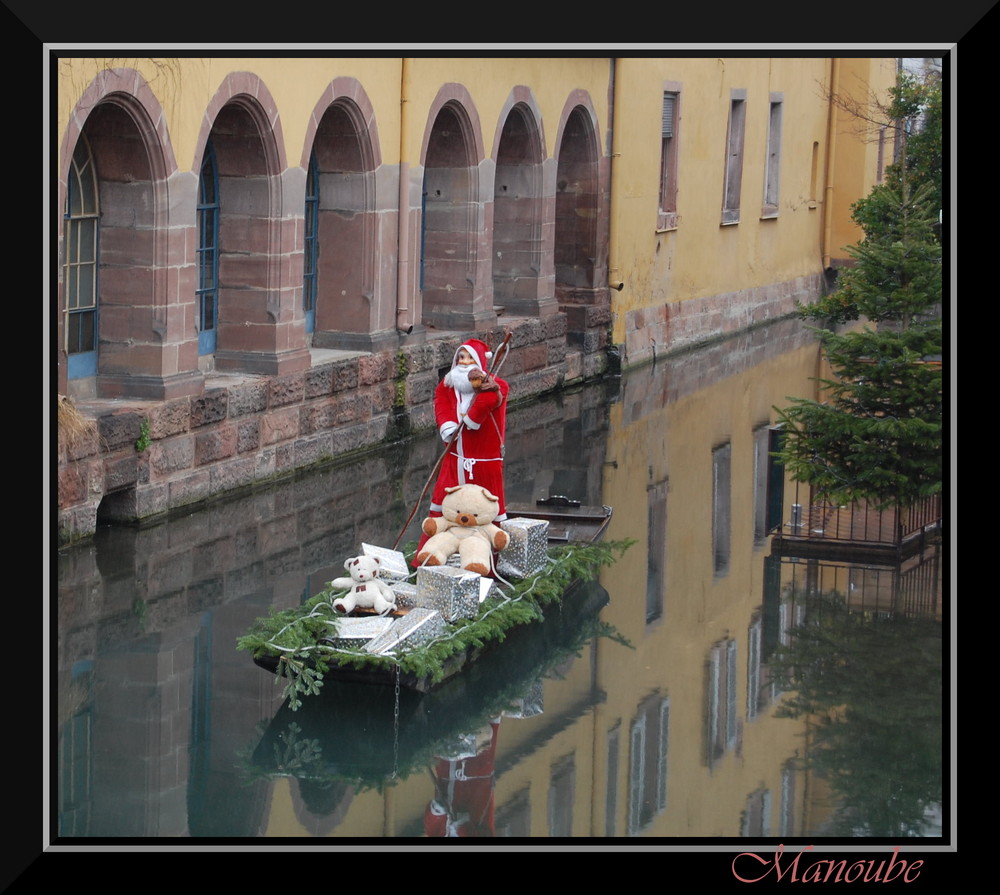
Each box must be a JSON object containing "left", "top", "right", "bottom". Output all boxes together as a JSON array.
[
  {"left": 808, "top": 180, "right": 942, "bottom": 327},
  {"left": 776, "top": 68, "right": 943, "bottom": 511}
]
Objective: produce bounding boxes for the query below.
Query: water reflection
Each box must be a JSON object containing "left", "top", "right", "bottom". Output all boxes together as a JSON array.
[
  {"left": 244, "top": 580, "right": 612, "bottom": 836},
  {"left": 54, "top": 317, "right": 945, "bottom": 840},
  {"left": 769, "top": 589, "right": 942, "bottom": 837}
]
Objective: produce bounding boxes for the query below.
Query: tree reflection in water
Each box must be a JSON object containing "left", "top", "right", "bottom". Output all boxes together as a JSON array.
[{"left": 769, "top": 592, "right": 943, "bottom": 837}]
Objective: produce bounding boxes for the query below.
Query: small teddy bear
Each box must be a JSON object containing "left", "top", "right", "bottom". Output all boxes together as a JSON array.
[
  {"left": 329, "top": 555, "right": 397, "bottom": 615},
  {"left": 416, "top": 484, "right": 510, "bottom": 576}
]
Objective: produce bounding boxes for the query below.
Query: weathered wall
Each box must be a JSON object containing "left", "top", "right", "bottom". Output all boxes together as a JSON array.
[
  {"left": 56, "top": 318, "right": 605, "bottom": 544},
  {"left": 53, "top": 55, "right": 897, "bottom": 543},
  {"left": 607, "top": 56, "right": 898, "bottom": 367}
]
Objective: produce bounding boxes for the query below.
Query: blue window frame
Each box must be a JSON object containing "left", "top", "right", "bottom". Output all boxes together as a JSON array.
[
  {"left": 196, "top": 141, "right": 219, "bottom": 356},
  {"left": 303, "top": 150, "right": 319, "bottom": 334},
  {"left": 65, "top": 136, "right": 99, "bottom": 379}
]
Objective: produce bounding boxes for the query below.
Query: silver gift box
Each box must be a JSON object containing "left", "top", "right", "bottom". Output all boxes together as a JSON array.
[
  {"left": 389, "top": 580, "right": 419, "bottom": 609},
  {"left": 364, "top": 607, "right": 447, "bottom": 655},
  {"left": 503, "top": 679, "right": 545, "bottom": 719},
  {"left": 444, "top": 554, "right": 500, "bottom": 601},
  {"left": 415, "top": 565, "right": 482, "bottom": 622},
  {"left": 497, "top": 517, "right": 550, "bottom": 578},
  {"left": 321, "top": 615, "right": 394, "bottom": 649},
  {"left": 361, "top": 543, "right": 410, "bottom": 581},
  {"left": 435, "top": 732, "right": 480, "bottom": 761}
]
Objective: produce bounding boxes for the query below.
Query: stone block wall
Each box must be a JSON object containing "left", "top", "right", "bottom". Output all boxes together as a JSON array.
[
  {"left": 620, "top": 274, "right": 820, "bottom": 369},
  {"left": 56, "top": 312, "right": 611, "bottom": 545}
]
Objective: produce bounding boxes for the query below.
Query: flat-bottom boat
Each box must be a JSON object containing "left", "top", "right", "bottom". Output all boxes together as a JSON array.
[
  {"left": 242, "top": 500, "right": 620, "bottom": 697},
  {"left": 244, "top": 577, "right": 613, "bottom": 792}
]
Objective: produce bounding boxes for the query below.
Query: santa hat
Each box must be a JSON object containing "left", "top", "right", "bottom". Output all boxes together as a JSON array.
[
  {"left": 444, "top": 339, "right": 493, "bottom": 387},
  {"left": 454, "top": 339, "right": 492, "bottom": 371}
]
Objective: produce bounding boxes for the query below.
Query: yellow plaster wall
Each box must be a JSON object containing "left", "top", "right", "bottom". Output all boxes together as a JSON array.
[
  {"left": 399, "top": 56, "right": 611, "bottom": 161},
  {"left": 608, "top": 56, "right": 896, "bottom": 346},
  {"left": 592, "top": 334, "right": 825, "bottom": 836},
  {"left": 56, "top": 56, "right": 611, "bottom": 176},
  {"left": 826, "top": 57, "right": 900, "bottom": 265},
  {"left": 57, "top": 57, "right": 404, "bottom": 173},
  {"left": 57, "top": 54, "right": 894, "bottom": 351}
]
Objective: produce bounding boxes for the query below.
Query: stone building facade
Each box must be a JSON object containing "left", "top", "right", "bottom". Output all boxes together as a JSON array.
[{"left": 52, "top": 56, "right": 896, "bottom": 543}]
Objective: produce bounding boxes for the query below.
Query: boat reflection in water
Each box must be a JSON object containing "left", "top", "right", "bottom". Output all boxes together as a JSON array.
[
  {"left": 56, "top": 317, "right": 945, "bottom": 841},
  {"left": 243, "top": 579, "right": 616, "bottom": 836}
]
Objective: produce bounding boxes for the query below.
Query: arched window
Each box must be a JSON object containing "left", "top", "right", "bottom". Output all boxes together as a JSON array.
[
  {"left": 196, "top": 140, "right": 220, "bottom": 356},
  {"left": 64, "top": 135, "right": 99, "bottom": 379},
  {"left": 303, "top": 150, "right": 319, "bottom": 334}
]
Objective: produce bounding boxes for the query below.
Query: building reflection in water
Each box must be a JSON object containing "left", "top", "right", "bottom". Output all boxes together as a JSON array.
[{"left": 54, "top": 317, "right": 945, "bottom": 840}]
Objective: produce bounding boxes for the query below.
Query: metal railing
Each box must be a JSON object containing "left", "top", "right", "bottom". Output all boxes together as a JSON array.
[{"left": 782, "top": 483, "right": 942, "bottom": 553}]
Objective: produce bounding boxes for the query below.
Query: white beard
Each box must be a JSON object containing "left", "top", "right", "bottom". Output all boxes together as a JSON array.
[{"left": 449, "top": 365, "right": 477, "bottom": 415}]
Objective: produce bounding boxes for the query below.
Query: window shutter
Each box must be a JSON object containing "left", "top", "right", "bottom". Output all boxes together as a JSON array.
[{"left": 662, "top": 93, "right": 676, "bottom": 138}]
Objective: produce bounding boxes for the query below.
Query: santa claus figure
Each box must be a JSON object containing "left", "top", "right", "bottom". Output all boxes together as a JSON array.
[
  {"left": 425, "top": 338, "right": 509, "bottom": 526},
  {"left": 423, "top": 720, "right": 500, "bottom": 837}
]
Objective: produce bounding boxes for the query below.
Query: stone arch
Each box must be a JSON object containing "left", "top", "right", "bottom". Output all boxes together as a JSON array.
[
  {"left": 300, "top": 77, "right": 382, "bottom": 171},
  {"left": 58, "top": 68, "right": 200, "bottom": 400},
  {"left": 196, "top": 73, "right": 308, "bottom": 375},
  {"left": 302, "top": 80, "right": 383, "bottom": 351},
  {"left": 419, "top": 85, "right": 493, "bottom": 331},
  {"left": 553, "top": 95, "right": 603, "bottom": 301},
  {"left": 491, "top": 88, "right": 554, "bottom": 318}
]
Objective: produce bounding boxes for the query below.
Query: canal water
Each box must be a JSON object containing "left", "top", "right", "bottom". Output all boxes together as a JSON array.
[{"left": 51, "top": 316, "right": 946, "bottom": 845}]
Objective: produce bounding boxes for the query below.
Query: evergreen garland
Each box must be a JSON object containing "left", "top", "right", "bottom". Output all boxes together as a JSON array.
[{"left": 237, "top": 539, "right": 633, "bottom": 709}]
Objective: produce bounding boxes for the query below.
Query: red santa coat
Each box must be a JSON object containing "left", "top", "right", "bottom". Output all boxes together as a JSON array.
[
  {"left": 423, "top": 721, "right": 500, "bottom": 837},
  {"left": 429, "top": 375, "right": 509, "bottom": 520}
]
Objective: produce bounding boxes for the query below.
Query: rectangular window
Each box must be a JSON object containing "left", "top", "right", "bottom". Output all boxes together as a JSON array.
[
  {"left": 196, "top": 142, "right": 220, "bottom": 356},
  {"left": 713, "top": 442, "right": 732, "bottom": 576},
  {"left": 706, "top": 638, "right": 738, "bottom": 767},
  {"left": 59, "top": 698, "right": 92, "bottom": 836},
  {"left": 722, "top": 90, "right": 747, "bottom": 224},
  {"left": 747, "top": 612, "right": 761, "bottom": 720},
  {"left": 65, "top": 136, "right": 99, "bottom": 376},
  {"left": 741, "top": 787, "right": 773, "bottom": 837},
  {"left": 753, "top": 424, "right": 771, "bottom": 545},
  {"left": 495, "top": 788, "right": 531, "bottom": 837},
  {"left": 605, "top": 723, "right": 620, "bottom": 836},
  {"left": 548, "top": 754, "right": 576, "bottom": 837},
  {"left": 303, "top": 151, "right": 319, "bottom": 334},
  {"left": 627, "top": 693, "right": 669, "bottom": 834},
  {"left": 646, "top": 478, "right": 668, "bottom": 622},
  {"left": 809, "top": 142, "right": 820, "bottom": 206},
  {"left": 762, "top": 94, "right": 783, "bottom": 218},
  {"left": 658, "top": 85, "right": 681, "bottom": 230}
]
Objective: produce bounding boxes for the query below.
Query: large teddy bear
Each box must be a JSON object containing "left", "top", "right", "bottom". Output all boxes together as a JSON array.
[
  {"left": 329, "top": 555, "right": 397, "bottom": 614},
  {"left": 416, "top": 484, "right": 510, "bottom": 576}
]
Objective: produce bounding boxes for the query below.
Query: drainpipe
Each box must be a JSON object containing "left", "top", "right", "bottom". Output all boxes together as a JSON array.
[
  {"left": 396, "top": 57, "right": 414, "bottom": 334},
  {"left": 607, "top": 57, "right": 625, "bottom": 293},
  {"left": 822, "top": 57, "right": 840, "bottom": 271}
]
